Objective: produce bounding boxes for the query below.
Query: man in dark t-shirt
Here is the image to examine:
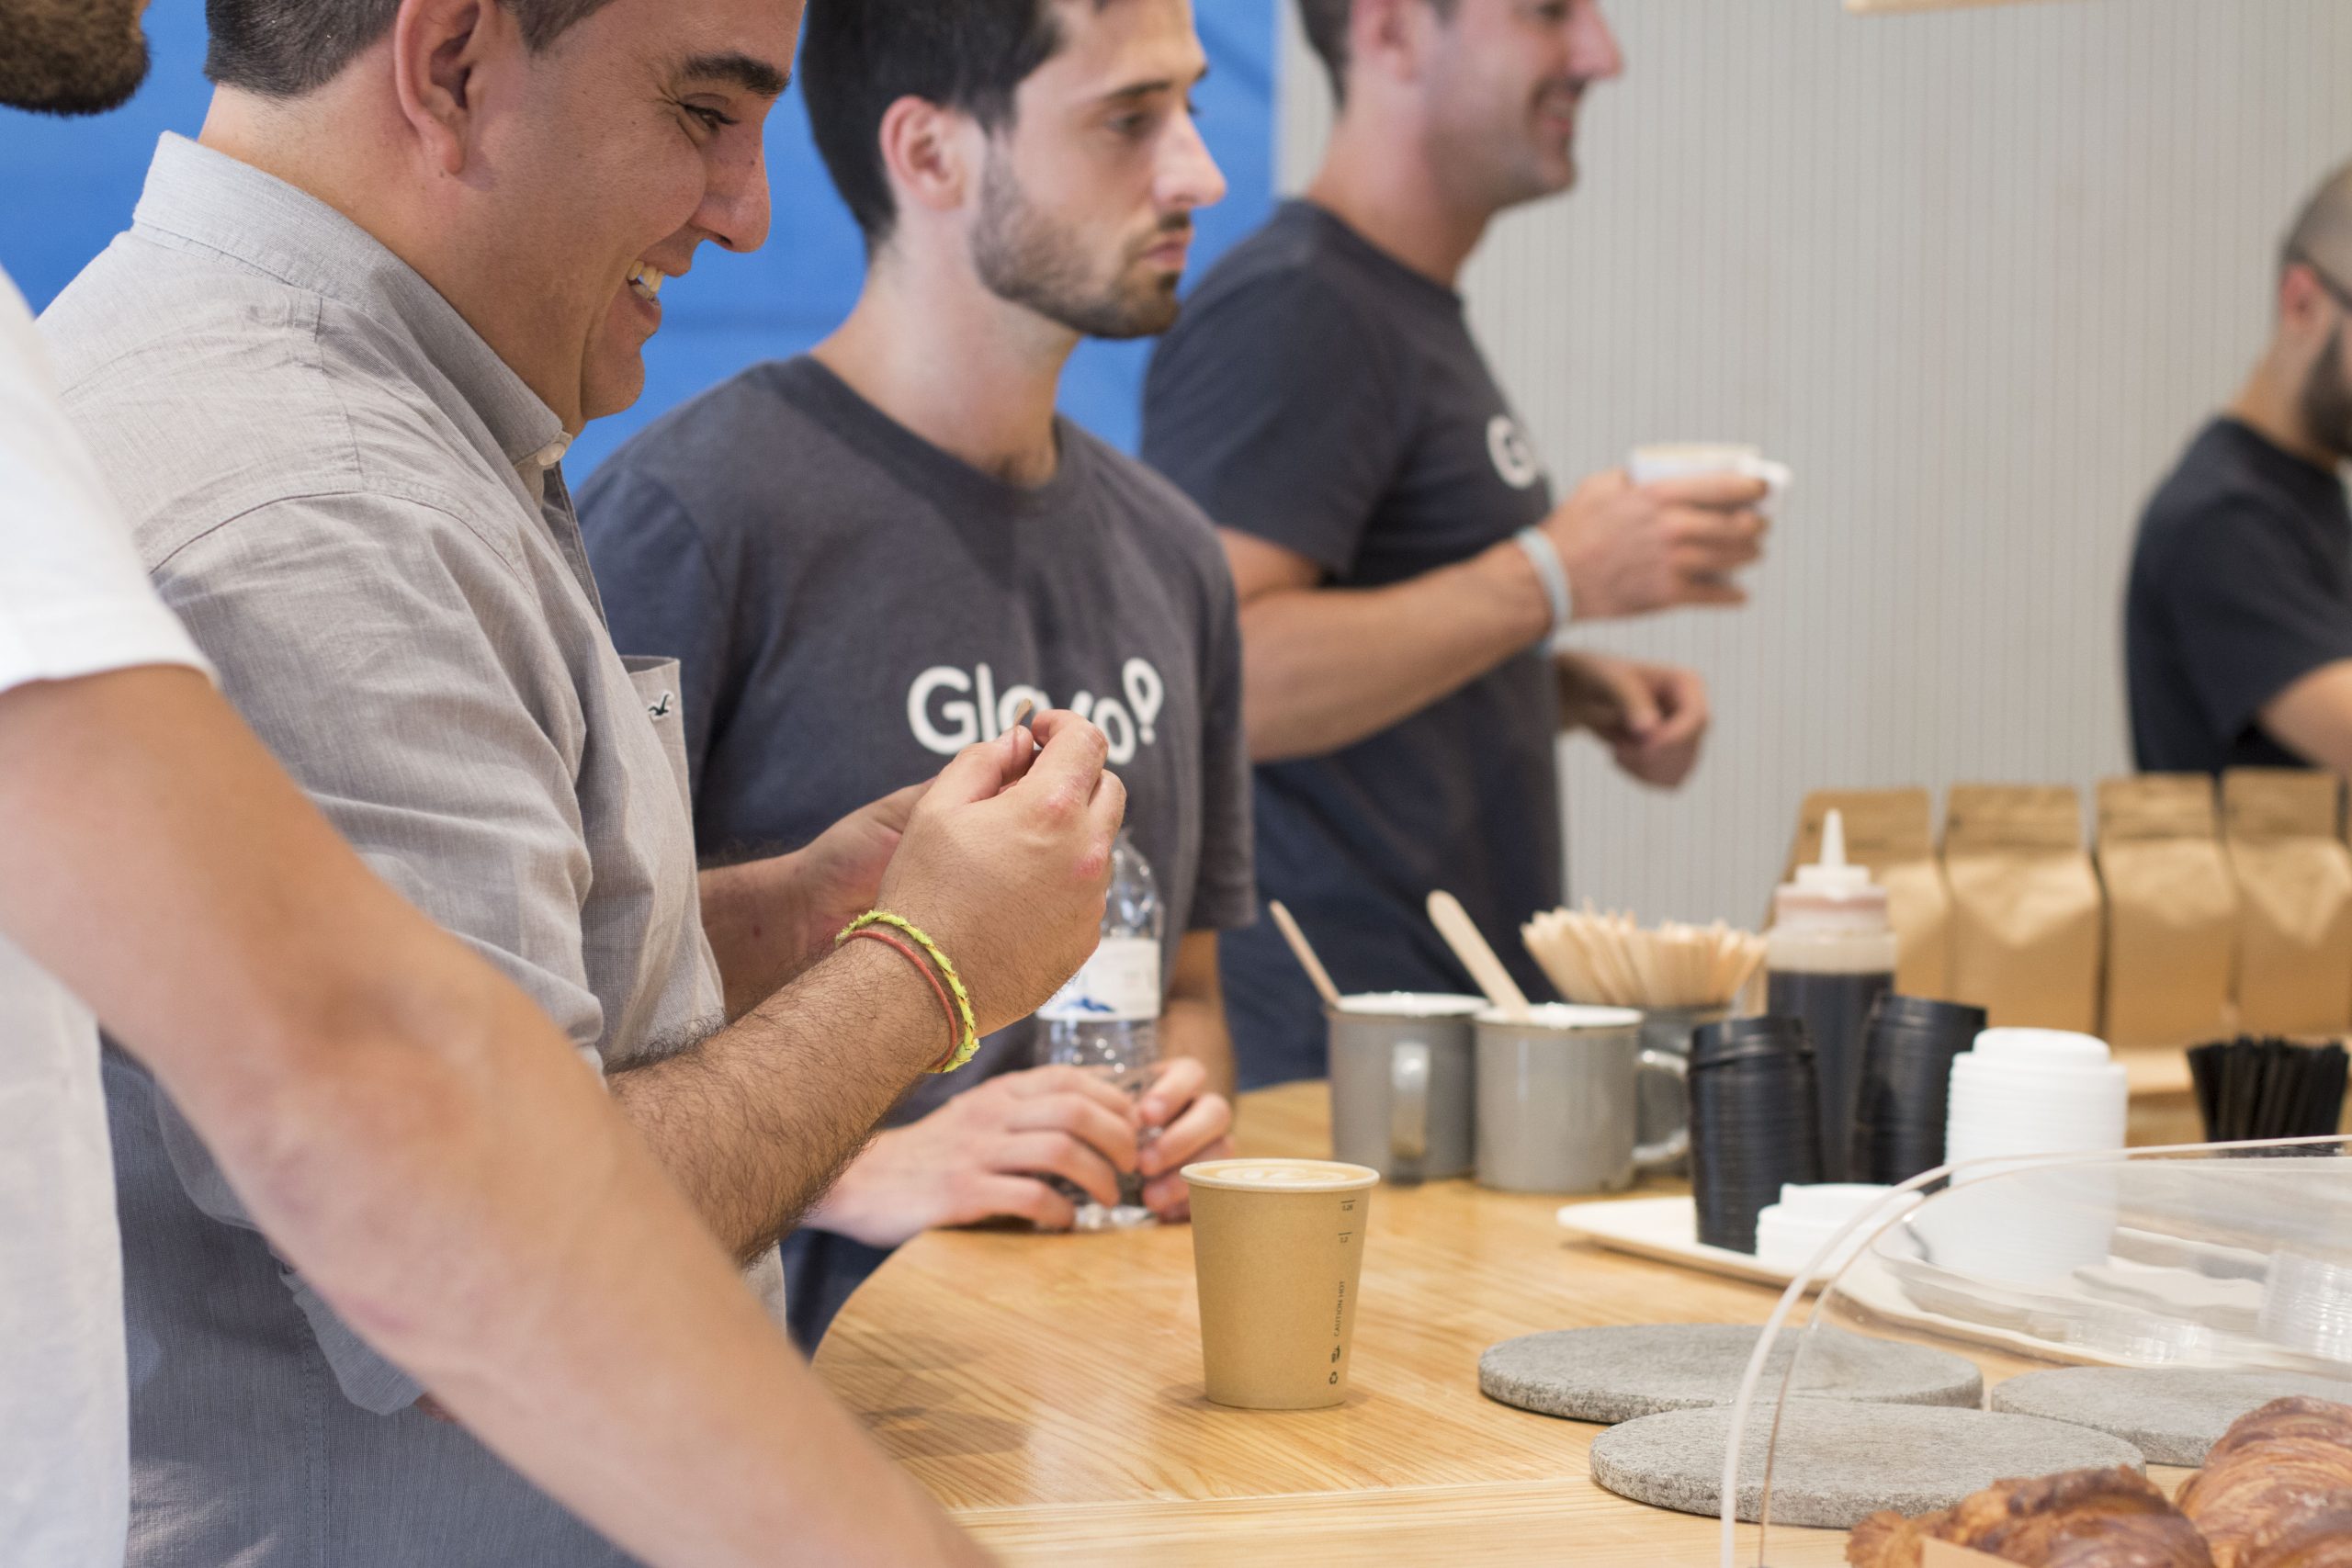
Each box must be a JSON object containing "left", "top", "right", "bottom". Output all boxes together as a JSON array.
[
  {"left": 1143, "top": 0, "right": 1771, "bottom": 1087},
  {"left": 580, "top": 0, "right": 1250, "bottom": 1347},
  {"left": 2128, "top": 162, "right": 2352, "bottom": 776}
]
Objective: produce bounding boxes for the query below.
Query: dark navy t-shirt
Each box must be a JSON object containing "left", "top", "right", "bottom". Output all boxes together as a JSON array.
[
  {"left": 578, "top": 356, "right": 1255, "bottom": 1345},
  {"left": 1142, "top": 200, "right": 1561, "bottom": 1089},
  {"left": 2126, "top": 417, "right": 2352, "bottom": 773}
]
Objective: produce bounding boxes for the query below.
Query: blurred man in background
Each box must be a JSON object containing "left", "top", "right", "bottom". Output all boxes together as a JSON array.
[
  {"left": 1143, "top": 0, "right": 1769, "bottom": 1086},
  {"left": 2129, "top": 161, "right": 2352, "bottom": 778}
]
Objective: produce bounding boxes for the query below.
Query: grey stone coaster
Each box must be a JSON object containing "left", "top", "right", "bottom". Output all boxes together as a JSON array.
[
  {"left": 1589, "top": 1399, "right": 2145, "bottom": 1529},
  {"left": 1989, "top": 1368, "right": 2352, "bottom": 1466},
  {"left": 1478, "top": 1324, "right": 1984, "bottom": 1425}
]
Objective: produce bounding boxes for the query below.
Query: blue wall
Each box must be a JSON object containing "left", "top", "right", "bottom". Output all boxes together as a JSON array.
[{"left": 0, "top": 0, "right": 1278, "bottom": 475}]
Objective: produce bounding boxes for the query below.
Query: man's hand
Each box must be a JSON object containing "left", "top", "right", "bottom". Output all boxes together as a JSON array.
[
  {"left": 876, "top": 711, "right": 1125, "bottom": 1037},
  {"left": 1134, "top": 1055, "right": 1234, "bottom": 1222},
  {"left": 698, "top": 783, "right": 929, "bottom": 1016},
  {"left": 804, "top": 1066, "right": 1141, "bottom": 1248},
  {"left": 1559, "top": 651, "right": 1711, "bottom": 789},
  {"left": 782, "top": 782, "right": 928, "bottom": 954},
  {"left": 1545, "top": 468, "right": 1769, "bottom": 620}
]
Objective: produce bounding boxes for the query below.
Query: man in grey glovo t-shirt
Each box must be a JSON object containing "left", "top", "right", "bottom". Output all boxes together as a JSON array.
[
  {"left": 1143, "top": 0, "right": 1772, "bottom": 1089},
  {"left": 581, "top": 0, "right": 1251, "bottom": 1347}
]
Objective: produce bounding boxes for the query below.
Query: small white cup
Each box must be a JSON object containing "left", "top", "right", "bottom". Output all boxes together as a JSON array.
[{"left": 1627, "top": 443, "right": 1794, "bottom": 513}]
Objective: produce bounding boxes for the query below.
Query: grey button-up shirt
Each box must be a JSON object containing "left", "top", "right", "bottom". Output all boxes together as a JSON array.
[{"left": 42, "top": 134, "right": 750, "bottom": 1568}]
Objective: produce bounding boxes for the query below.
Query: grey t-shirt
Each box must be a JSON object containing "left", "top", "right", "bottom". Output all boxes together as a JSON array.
[
  {"left": 1142, "top": 200, "right": 1562, "bottom": 1089},
  {"left": 579, "top": 355, "right": 1255, "bottom": 1342}
]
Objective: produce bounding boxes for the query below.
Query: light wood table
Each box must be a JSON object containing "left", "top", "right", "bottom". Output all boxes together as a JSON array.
[{"left": 815, "top": 1083, "right": 1870, "bottom": 1566}]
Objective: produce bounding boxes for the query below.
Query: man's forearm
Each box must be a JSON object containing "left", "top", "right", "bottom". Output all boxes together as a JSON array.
[
  {"left": 1240, "top": 539, "right": 1552, "bottom": 761},
  {"left": 0, "top": 670, "right": 984, "bottom": 1567},
  {"left": 698, "top": 855, "right": 821, "bottom": 1020},
  {"left": 609, "top": 936, "right": 947, "bottom": 1258}
]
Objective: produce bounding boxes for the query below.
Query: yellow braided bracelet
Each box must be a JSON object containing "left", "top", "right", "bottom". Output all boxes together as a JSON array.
[{"left": 837, "top": 911, "right": 980, "bottom": 1073}]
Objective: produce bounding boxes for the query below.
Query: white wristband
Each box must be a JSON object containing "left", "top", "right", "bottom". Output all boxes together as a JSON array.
[{"left": 1512, "top": 526, "right": 1574, "bottom": 640}]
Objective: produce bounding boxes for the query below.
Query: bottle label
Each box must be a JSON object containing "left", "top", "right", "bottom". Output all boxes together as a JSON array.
[{"left": 1036, "top": 938, "right": 1162, "bottom": 1023}]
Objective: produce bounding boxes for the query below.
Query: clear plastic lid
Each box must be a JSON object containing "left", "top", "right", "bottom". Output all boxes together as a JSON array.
[{"left": 1717, "top": 1137, "right": 2352, "bottom": 1564}]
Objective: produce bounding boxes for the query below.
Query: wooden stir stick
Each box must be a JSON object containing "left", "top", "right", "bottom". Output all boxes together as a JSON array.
[
  {"left": 1427, "top": 890, "right": 1532, "bottom": 1021},
  {"left": 1268, "top": 901, "right": 1344, "bottom": 1011}
]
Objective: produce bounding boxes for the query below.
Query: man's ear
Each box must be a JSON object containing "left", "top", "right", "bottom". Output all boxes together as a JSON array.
[
  {"left": 390, "top": 0, "right": 520, "bottom": 177},
  {"left": 876, "top": 95, "right": 980, "bottom": 225},
  {"left": 1352, "top": 0, "right": 1433, "bottom": 88}
]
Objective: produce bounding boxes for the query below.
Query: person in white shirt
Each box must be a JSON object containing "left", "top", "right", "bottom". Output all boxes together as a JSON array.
[{"left": 0, "top": 2, "right": 1102, "bottom": 1563}]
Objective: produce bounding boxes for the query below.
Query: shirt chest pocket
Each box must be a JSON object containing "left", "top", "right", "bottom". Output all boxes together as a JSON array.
[{"left": 622, "top": 655, "right": 693, "bottom": 815}]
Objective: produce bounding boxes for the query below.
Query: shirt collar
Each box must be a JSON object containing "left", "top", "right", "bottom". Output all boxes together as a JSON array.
[{"left": 129, "top": 133, "right": 570, "bottom": 473}]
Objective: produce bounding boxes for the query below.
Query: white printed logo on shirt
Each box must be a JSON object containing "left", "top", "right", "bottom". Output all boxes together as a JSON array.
[
  {"left": 907, "top": 657, "right": 1166, "bottom": 765},
  {"left": 1487, "top": 415, "right": 1544, "bottom": 490}
]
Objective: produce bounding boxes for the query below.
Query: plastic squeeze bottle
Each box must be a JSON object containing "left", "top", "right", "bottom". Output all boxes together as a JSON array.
[{"left": 1766, "top": 810, "right": 1898, "bottom": 1183}]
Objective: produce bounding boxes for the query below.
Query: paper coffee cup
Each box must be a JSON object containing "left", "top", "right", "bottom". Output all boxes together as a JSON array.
[
  {"left": 1182, "top": 1158, "right": 1380, "bottom": 1410},
  {"left": 1628, "top": 442, "right": 1793, "bottom": 512}
]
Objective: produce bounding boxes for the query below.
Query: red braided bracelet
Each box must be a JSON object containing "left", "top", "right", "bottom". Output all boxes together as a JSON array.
[{"left": 844, "top": 926, "right": 963, "bottom": 1072}]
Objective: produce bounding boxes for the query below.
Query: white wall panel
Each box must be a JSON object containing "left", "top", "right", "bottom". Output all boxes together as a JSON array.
[{"left": 1276, "top": 0, "right": 2352, "bottom": 928}]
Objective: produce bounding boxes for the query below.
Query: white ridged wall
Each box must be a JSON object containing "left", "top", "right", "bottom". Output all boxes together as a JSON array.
[{"left": 1274, "top": 0, "right": 2352, "bottom": 927}]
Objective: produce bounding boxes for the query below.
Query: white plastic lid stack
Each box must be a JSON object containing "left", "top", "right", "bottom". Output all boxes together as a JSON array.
[
  {"left": 1946, "top": 1028, "right": 2131, "bottom": 1171},
  {"left": 1754, "top": 1183, "right": 1900, "bottom": 1276}
]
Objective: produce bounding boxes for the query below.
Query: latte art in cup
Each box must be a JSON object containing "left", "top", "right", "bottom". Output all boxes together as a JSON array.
[{"left": 1182, "top": 1159, "right": 1381, "bottom": 1192}]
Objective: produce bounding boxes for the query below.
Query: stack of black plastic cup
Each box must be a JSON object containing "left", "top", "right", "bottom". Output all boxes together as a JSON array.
[
  {"left": 1689, "top": 1015, "right": 1823, "bottom": 1255},
  {"left": 1849, "top": 997, "right": 1986, "bottom": 1185}
]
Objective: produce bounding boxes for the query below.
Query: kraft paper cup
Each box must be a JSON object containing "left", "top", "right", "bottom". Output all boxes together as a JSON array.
[{"left": 1182, "top": 1158, "right": 1381, "bottom": 1410}]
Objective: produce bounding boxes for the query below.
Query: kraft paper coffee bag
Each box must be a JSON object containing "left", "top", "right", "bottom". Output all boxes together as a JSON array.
[
  {"left": 2096, "top": 775, "right": 2236, "bottom": 1049},
  {"left": 2222, "top": 769, "right": 2352, "bottom": 1037},
  {"left": 1783, "top": 788, "right": 1952, "bottom": 998},
  {"left": 1943, "top": 784, "right": 2102, "bottom": 1032}
]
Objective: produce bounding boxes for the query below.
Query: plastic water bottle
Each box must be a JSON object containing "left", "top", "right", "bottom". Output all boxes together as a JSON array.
[{"left": 1039, "top": 830, "right": 1163, "bottom": 1229}]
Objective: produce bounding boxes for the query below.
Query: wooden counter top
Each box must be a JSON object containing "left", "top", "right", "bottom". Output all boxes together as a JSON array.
[{"left": 815, "top": 1082, "right": 1864, "bottom": 1566}]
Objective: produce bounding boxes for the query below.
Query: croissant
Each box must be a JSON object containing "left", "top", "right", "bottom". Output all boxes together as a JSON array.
[
  {"left": 1849, "top": 1467, "right": 2214, "bottom": 1567},
  {"left": 2239, "top": 1495, "right": 2352, "bottom": 1568},
  {"left": 2239, "top": 1498, "right": 2352, "bottom": 1568},
  {"left": 2179, "top": 1398, "right": 2352, "bottom": 1568}
]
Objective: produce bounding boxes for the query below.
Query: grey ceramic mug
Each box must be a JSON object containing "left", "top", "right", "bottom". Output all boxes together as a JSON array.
[
  {"left": 1327, "top": 993, "right": 1485, "bottom": 1182},
  {"left": 1476, "top": 1004, "right": 1690, "bottom": 1193}
]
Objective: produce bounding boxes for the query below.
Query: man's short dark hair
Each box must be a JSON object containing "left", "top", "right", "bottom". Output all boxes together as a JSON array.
[
  {"left": 1297, "top": 0, "right": 1457, "bottom": 103},
  {"left": 204, "top": 0, "right": 621, "bottom": 98},
  {"left": 801, "top": 0, "right": 1110, "bottom": 248}
]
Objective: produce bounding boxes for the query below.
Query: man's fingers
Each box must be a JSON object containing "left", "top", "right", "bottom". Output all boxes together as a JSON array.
[
  {"left": 1140, "top": 1093, "right": 1233, "bottom": 1179},
  {"left": 1610, "top": 668, "right": 1662, "bottom": 739},
  {"left": 1010, "top": 1064, "right": 1139, "bottom": 1116},
  {"left": 1644, "top": 471, "right": 1770, "bottom": 508},
  {"left": 1650, "top": 678, "right": 1710, "bottom": 747},
  {"left": 969, "top": 1175, "right": 1077, "bottom": 1234},
  {"left": 1137, "top": 1056, "right": 1207, "bottom": 1126},
  {"left": 1086, "top": 767, "right": 1128, "bottom": 847},
  {"left": 1141, "top": 1171, "right": 1193, "bottom": 1222},
  {"left": 862, "top": 780, "right": 930, "bottom": 835},
  {"left": 925, "top": 735, "right": 1023, "bottom": 810},
  {"left": 1673, "top": 578, "right": 1749, "bottom": 609},
  {"left": 1017, "top": 715, "right": 1111, "bottom": 803},
  {"left": 1007, "top": 1089, "right": 1140, "bottom": 1169},
  {"left": 995, "top": 1132, "right": 1125, "bottom": 1210}
]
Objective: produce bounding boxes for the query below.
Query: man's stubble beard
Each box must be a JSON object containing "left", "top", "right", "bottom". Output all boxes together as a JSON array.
[
  {"left": 0, "top": 0, "right": 150, "bottom": 116},
  {"left": 2299, "top": 324, "right": 2352, "bottom": 465},
  {"left": 970, "top": 150, "right": 1183, "bottom": 342}
]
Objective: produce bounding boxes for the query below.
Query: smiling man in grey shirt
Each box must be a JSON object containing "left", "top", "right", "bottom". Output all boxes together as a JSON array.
[{"left": 40, "top": 2, "right": 1124, "bottom": 1563}]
